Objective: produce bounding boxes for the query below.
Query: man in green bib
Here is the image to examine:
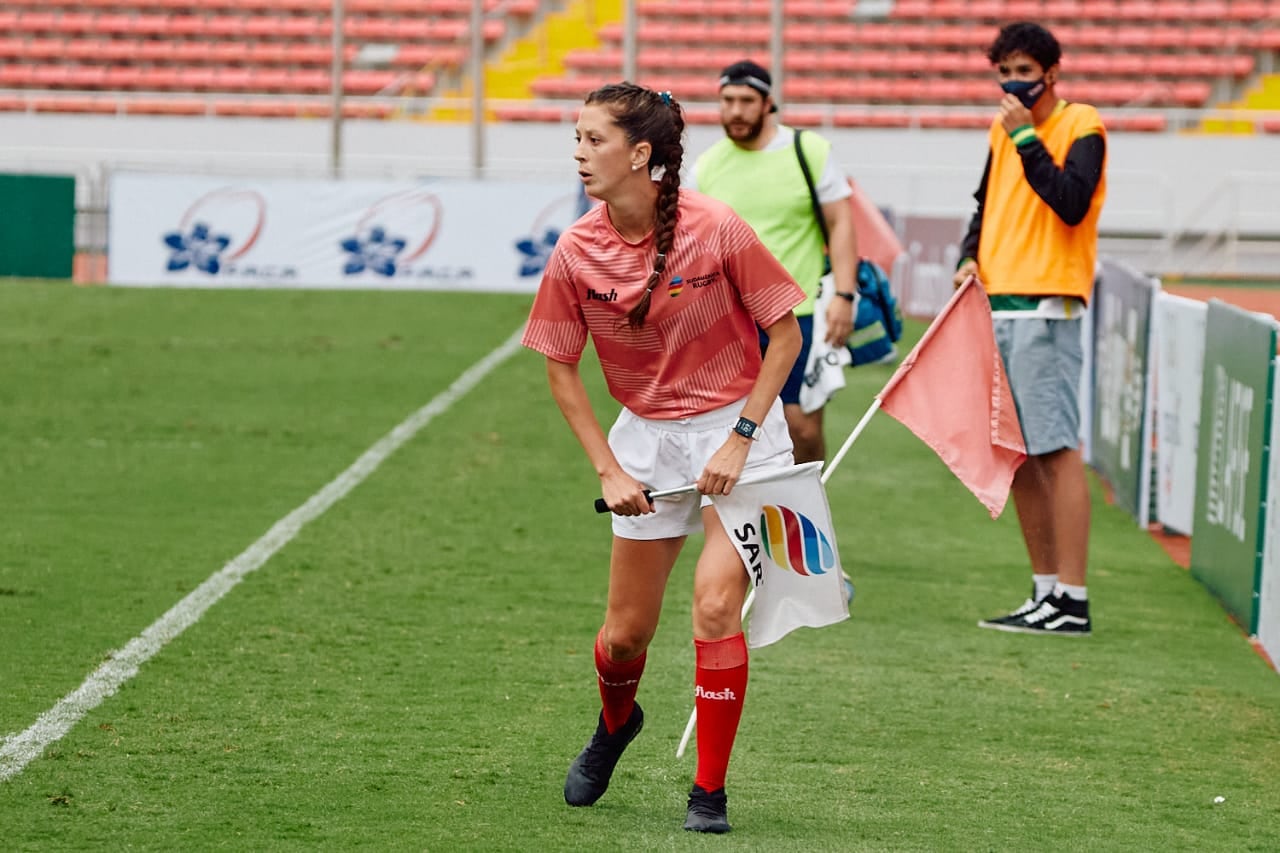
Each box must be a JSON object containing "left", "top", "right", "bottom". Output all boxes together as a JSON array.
[{"left": 691, "top": 60, "right": 860, "bottom": 464}]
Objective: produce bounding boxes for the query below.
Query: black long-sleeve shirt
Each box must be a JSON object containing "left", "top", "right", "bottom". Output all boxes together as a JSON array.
[{"left": 960, "top": 131, "right": 1107, "bottom": 263}]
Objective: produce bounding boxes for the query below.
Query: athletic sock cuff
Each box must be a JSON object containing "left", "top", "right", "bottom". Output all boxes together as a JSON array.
[
  {"left": 694, "top": 633, "right": 748, "bottom": 670},
  {"left": 595, "top": 630, "right": 647, "bottom": 677}
]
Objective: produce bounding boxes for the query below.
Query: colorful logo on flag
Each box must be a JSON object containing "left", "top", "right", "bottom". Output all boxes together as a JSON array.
[
  {"left": 760, "top": 505, "right": 835, "bottom": 576},
  {"left": 668, "top": 276, "right": 684, "bottom": 297}
]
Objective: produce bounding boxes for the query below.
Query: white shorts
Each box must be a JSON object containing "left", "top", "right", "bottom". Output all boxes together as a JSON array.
[{"left": 608, "top": 397, "right": 794, "bottom": 540}]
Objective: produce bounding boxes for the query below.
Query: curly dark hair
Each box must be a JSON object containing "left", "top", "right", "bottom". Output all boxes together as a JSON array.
[
  {"left": 987, "top": 21, "right": 1062, "bottom": 70},
  {"left": 584, "top": 82, "right": 685, "bottom": 329}
]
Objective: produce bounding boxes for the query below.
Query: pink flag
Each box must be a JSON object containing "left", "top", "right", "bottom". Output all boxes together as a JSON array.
[{"left": 876, "top": 278, "right": 1027, "bottom": 518}]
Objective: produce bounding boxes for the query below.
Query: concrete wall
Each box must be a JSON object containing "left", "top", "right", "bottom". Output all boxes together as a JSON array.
[{"left": 1, "top": 113, "right": 1276, "bottom": 242}]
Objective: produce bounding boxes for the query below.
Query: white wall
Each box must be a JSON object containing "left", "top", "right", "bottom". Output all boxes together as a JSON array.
[{"left": 1, "top": 113, "right": 1277, "bottom": 238}]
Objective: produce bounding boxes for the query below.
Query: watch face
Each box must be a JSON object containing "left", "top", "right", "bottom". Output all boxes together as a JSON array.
[{"left": 734, "top": 417, "right": 757, "bottom": 438}]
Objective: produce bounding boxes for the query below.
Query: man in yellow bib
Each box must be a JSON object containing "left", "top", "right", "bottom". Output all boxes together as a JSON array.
[{"left": 953, "top": 22, "right": 1107, "bottom": 636}]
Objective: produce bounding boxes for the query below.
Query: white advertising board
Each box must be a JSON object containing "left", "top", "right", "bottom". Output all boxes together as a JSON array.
[
  {"left": 1257, "top": 355, "right": 1280, "bottom": 670},
  {"left": 108, "top": 172, "right": 588, "bottom": 291},
  {"left": 1152, "top": 293, "right": 1207, "bottom": 535}
]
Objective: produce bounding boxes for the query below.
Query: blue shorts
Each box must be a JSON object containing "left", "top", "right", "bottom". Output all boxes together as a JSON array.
[
  {"left": 759, "top": 313, "right": 813, "bottom": 406},
  {"left": 994, "top": 317, "right": 1084, "bottom": 456}
]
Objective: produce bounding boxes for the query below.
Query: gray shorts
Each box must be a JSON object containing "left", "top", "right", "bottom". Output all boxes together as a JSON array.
[
  {"left": 608, "top": 397, "right": 794, "bottom": 540},
  {"left": 993, "top": 317, "right": 1083, "bottom": 456}
]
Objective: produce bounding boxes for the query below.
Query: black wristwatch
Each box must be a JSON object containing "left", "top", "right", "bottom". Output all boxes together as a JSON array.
[
  {"left": 732, "top": 416, "right": 759, "bottom": 441},
  {"left": 834, "top": 291, "right": 856, "bottom": 302}
]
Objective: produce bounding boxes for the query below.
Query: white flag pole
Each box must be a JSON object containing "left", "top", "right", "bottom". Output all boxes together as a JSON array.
[
  {"left": 672, "top": 416, "right": 884, "bottom": 759},
  {"left": 822, "top": 396, "right": 882, "bottom": 485}
]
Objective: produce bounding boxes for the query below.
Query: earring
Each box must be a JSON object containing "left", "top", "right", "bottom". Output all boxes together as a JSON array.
[{"left": 632, "top": 164, "right": 641, "bottom": 171}]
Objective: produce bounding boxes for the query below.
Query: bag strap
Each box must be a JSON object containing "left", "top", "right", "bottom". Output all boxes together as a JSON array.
[{"left": 792, "top": 128, "right": 830, "bottom": 248}]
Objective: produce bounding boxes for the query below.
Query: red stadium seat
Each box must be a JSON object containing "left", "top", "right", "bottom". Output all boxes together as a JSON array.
[
  {"left": 1227, "top": 1, "right": 1271, "bottom": 21},
  {"left": 125, "top": 98, "right": 208, "bottom": 116},
  {"left": 783, "top": 109, "right": 826, "bottom": 127},
  {"left": 833, "top": 110, "right": 913, "bottom": 128},
  {"left": 0, "top": 0, "right": 1264, "bottom": 127},
  {"left": 493, "top": 105, "right": 567, "bottom": 122},
  {"left": 1106, "top": 113, "right": 1168, "bottom": 133}
]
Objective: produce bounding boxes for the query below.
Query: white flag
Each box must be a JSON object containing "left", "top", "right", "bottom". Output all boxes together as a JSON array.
[
  {"left": 710, "top": 461, "right": 849, "bottom": 648},
  {"left": 798, "top": 273, "right": 853, "bottom": 415}
]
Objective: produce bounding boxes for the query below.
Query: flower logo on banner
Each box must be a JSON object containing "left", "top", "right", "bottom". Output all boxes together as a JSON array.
[
  {"left": 339, "top": 227, "right": 407, "bottom": 277},
  {"left": 162, "top": 188, "right": 266, "bottom": 276},
  {"left": 164, "top": 222, "right": 232, "bottom": 274},
  {"left": 515, "top": 228, "right": 562, "bottom": 277},
  {"left": 342, "top": 190, "right": 442, "bottom": 278},
  {"left": 515, "top": 184, "right": 598, "bottom": 278}
]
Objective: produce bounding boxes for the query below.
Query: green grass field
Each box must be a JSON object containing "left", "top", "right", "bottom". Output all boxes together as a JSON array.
[{"left": 2, "top": 279, "right": 1279, "bottom": 851}]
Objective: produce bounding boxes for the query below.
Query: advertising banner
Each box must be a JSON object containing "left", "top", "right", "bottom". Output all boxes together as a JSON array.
[
  {"left": 1190, "top": 300, "right": 1276, "bottom": 633},
  {"left": 1153, "top": 293, "right": 1208, "bottom": 535},
  {"left": 0, "top": 172, "right": 76, "bottom": 279},
  {"left": 1090, "top": 258, "right": 1157, "bottom": 526},
  {"left": 1257, "top": 356, "right": 1280, "bottom": 667},
  {"left": 107, "top": 172, "right": 589, "bottom": 291}
]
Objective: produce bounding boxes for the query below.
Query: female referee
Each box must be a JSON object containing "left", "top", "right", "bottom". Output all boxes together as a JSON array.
[{"left": 521, "top": 82, "right": 804, "bottom": 833}]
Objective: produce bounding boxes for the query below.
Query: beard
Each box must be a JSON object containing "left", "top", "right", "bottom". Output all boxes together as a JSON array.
[{"left": 722, "top": 112, "right": 765, "bottom": 144}]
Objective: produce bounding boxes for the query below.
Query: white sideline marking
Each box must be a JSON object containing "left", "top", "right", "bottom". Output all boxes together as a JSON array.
[{"left": 0, "top": 326, "right": 527, "bottom": 782}]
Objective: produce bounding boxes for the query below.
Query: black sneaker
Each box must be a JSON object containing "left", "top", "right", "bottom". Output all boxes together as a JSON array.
[
  {"left": 683, "top": 785, "right": 731, "bottom": 833},
  {"left": 563, "top": 704, "right": 644, "bottom": 806},
  {"left": 987, "top": 592, "right": 1091, "bottom": 636},
  {"left": 977, "top": 591, "right": 1042, "bottom": 629}
]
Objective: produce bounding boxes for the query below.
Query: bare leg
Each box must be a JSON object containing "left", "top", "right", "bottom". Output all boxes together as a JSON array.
[
  {"left": 564, "top": 534, "right": 684, "bottom": 807},
  {"left": 692, "top": 506, "right": 751, "bottom": 638},
  {"left": 600, "top": 535, "right": 685, "bottom": 660},
  {"left": 784, "top": 403, "right": 825, "bottom": 464},
  {"left": 1010, "top": 447, "right": 1091, "bottom": 585}
]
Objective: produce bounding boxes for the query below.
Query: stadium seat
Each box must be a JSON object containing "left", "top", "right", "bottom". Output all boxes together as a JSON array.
[
  {"left": 0, "top": 0, "right": 1267, "bottom": 123},
  {"left": 492, "top": 105, "right": 567, "bottom": 122},
  {"left": 1107, "top": 113, "right": 1168, "bottom": 133},
  {"left": 782, "top": 109, "right": 826, "bottom": 127},
  {"left": 33, "top": 95, "right": 119, "bottom": 114},
  {"left": 125, "top": 98, "right": 209, "bottom": 116},
  {"left": 682, "top": 107, "right": 722, "bottom": 125},
  {"left": 832, "top": 110, "right": 912, "bottom": 128}
]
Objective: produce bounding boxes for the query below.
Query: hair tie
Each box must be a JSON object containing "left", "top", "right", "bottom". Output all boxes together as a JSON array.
[{"left": 659, "top": 91, "right": 672, "bottom": 106}]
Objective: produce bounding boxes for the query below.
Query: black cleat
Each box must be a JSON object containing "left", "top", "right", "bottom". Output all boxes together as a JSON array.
[
  {"left": 985, "top": 592, "right": 1092, "bottom": 637},
  {"left": 683, "top": 784, "right": 731, "bottom": 833},
  {"left": 563, "top": 704, "right": 644, "bottom": 806},
  {"left": 978, "top": 592, "right": 1043, "bottom": 629}
]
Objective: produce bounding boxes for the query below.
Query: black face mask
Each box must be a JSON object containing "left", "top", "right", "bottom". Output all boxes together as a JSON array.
[{"left": 1001, "top": 77, "right": 1046, "bottom": 109}]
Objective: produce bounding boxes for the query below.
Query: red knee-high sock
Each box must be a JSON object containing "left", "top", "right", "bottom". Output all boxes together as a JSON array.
[
  {"left": 595, "top": 629, "right": 646, "bottom": 734},
  {"left": 693, "top": 632, "right": 749, "bottom": 792}
]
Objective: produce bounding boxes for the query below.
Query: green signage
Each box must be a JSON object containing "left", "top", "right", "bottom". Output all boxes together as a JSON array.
[
  {"left": 1090, "top": 259, "right": 1155, "bottom": 523},
  {"left": 1190, "top": 300, "right": 1276, "bottom": 632},
  {"left": 0, "top": 172, "right": 76, "bottom": 279}
]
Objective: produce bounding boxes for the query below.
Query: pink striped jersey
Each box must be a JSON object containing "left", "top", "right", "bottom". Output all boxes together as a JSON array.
[{"left": 522, "top": 189, "right": 804, "bottom": 419}]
